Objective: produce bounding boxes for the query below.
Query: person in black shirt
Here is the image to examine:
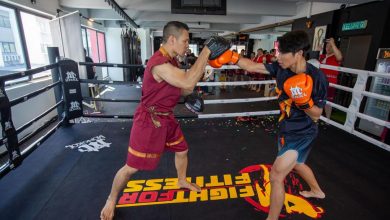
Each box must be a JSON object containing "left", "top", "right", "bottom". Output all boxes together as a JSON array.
[
  {"left": 84, "top": 49, "right": 98, "bottom": 108},
  {"left": 230, "top": 31, "right": 327, "bottom": 220},
  {"left": 84, "top": 48, "right": 96, "bottom": 79}
]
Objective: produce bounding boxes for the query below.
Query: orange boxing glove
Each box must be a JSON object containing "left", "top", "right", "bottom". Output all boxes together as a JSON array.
[
  {"left": 283, "top": 73, "right": 314, "bottom": 110},
  {"left": 208, "top": 50, "right": 239, "bottom": 68}
]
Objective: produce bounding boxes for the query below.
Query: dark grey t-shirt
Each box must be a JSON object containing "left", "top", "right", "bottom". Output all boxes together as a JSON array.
[{"left": 264, "top": 62, "right": 328, "bottom": 138}]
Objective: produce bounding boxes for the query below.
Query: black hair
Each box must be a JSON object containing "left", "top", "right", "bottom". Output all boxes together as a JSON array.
[
  {"left": 162, "top": 21, "right": 189, "bottom": 43},
  {"left": 278, "top": 30, "right": 310, "bottom": 54}
]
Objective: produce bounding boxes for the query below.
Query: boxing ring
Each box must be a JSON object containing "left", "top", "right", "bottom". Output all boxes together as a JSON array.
[{"left": 0, "top": 58, "right": 389, "bottom": 220}]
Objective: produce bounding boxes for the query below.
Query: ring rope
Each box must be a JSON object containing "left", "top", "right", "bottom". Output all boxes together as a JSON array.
[
  {"left": 198, "top": 110, "right": 280, "bottom": 119},
  {"left": 204, "top": 97, "right": 277, "bottom": 104},
  {"left": 197, "top": 80, "right": 275, "bottom": 86}
]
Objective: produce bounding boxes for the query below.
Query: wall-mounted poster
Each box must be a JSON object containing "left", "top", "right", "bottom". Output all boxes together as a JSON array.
[{"left": 312, "top": 25, "right": 327, "bottom": 53}]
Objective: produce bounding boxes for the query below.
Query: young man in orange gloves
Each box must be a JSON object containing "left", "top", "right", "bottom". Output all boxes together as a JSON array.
[
  {"left": 210, "top": 30, "right": 327, "bottom": 220},
  {"left": 100, "top": 21, "right": 231, "bottom": 220}
]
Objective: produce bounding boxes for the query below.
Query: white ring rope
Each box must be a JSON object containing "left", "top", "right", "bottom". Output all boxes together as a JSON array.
[
  {"left": 197, "top": 63, "right": 390, "bottom": 151},
  {"left": 204, "top": 96, "right": 277, "bottom": 104},
  {"left": 319, "top": 63, "right": 390, "bottom": 78},
  {"left": 197, "top": 80, "right": 275, "bottom": 86},
  {"left": 326, "top": 101, "right": 390, "bottom": 128},
  {"left": 320, "top": 116, "right": 390, "bottom": 152},
  {"left": 326, "top": 101, "right": 349, "bottom": 113},
  {"left": 362, "top": 91, "right": 390, "bottom": 102},
  {"left": 205, "top": 65, "right": 241, "bottom": 70},
  {"left": 329, "top": 83, "right": 354, "bottom": 92},
  {"left": 329, "top": 83, "right": 390, "bottom": 103},
  {"left": 356, "top": 112, "right": 390, "bottom": 129},
  {"left": 198, "top": 110, "right": 280, "bottom": 119}
]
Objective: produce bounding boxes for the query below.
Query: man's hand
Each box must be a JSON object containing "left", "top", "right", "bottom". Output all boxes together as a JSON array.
[
  {"left": 184, "top": 93, "right": 204, "bottom": 114},
  {"left": 326, "top": 38, "right": 336, "bottom": 47},
  {"left": 204, "top": 36, "right": 231, "bottom": 60}
]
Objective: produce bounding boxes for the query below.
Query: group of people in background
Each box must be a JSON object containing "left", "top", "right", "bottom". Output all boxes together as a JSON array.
[{"left": 151, "top": 36, "right": 343, "bottom": 120}]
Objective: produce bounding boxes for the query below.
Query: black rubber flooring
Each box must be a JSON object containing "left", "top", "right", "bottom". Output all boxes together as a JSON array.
[{"left": 0, "top": 118, "right": 389, "bottom": 220}]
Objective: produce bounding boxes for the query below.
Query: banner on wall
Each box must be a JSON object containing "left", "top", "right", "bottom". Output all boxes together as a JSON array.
[{"left": 312, "top": 25, "right": 327, "bottom": 54}]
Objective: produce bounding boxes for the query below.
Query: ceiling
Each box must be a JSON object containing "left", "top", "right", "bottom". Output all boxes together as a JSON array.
[{"left": 59, "top": 0, "right": 378, "bottom": 38}]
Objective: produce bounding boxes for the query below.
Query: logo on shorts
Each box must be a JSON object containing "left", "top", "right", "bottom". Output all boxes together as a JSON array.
[
  {"left": 65, "top": 135, "right": 111, "bottom": 152},
  {"left": 117, "top": 164, "right": 324, "bottom": 219}
]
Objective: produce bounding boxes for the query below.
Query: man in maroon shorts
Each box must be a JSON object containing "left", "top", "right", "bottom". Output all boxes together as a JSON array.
[{"left": 100, "top": 21, "right": 231, "bottom": 220}]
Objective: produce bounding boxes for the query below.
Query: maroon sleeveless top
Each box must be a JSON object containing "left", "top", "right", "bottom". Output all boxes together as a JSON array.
[{"left": 133, "top": 47, "right": 181, "bottom": 127}]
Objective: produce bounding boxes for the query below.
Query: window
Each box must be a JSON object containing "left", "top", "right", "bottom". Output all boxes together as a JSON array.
[
  {"left": 97, "top": 32, "right": 106, "bottom": 62},
  {"left": 0, "top": 5, "right": 27, "bottom": 79},
  {"left": 0, "top": 15, "right": 11, "bottom": 28},
  {"left": 231, "top": 45, "right": 246, "bottom": 53},
  {"left": 20, "top": 11, "right": 52, "bottom": 79},
  {"left": 1, "top": 42, "right": 17, "bottom": 53},
  {"left": 87, "top": 28, "right": 98, "bottom": 62},
  {"left": 189, "top": 44, "right": 198, "bottom": 56},
  {"left": 81, "top": 27, "right": 107, "bottom": 63},
  {"left": 9, "top": 43, "right": 16, "bottom": 52},
  {"left": 81, "top": 28, "right": 88, "bottom": 54},
  {"left": 2, "top": 42, "right": 10, "bottom": 52}
]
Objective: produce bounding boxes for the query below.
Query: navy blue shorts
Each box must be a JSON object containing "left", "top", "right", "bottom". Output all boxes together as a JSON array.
[{"left": 277, "top": 135, "right": 316, "bottom": 163}]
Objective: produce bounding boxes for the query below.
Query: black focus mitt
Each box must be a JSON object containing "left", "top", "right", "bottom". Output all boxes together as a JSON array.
[
  {"left": 204, "top": 36, "right": 231, "bottom": 60},
  {"left": 184, "top": 93, "right": 204, "bottom": 114}
]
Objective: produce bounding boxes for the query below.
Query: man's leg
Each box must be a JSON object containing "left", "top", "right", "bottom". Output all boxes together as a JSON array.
[
  {"left": 100, "top": 165, "right": 138, "bottom": 220},
  {"left": 175, "top": 150, "right": 201, "bottom": 192},
  {"left": 294, "top": 163, "right": 325, "bottom": 199},
  {"left": 266, "top": 150, "right": 298, "bottom": 220}
]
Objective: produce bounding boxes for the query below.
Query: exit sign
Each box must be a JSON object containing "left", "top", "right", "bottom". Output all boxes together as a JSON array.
[{"left": 342, "top": 20, "right": 367, "bottom": 31}]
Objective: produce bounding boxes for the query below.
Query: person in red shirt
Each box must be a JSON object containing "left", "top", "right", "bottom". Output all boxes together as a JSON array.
[
  {"left": 248, "top": 52, "right": 257, "bottom": 91},
  {"left": 319, "top": 38, "right": 343, "bottom": 119},
  {"left": 233, "top": 49, "right": 246, "bottom": 85},
  {"left": 266, "top": 49, "right": 277, "bottom": 64},
  {"left": 255, "top": 48, "right": 266, "bottom": 64},
  {"left": 253, "top": 48, "right": 267, "bottom": 92},
  {"left": 100, "top": 21, "right": 230, "bottom": 220}
]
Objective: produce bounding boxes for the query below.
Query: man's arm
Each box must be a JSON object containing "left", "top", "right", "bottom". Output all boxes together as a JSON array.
[
  {"left": 304, "top": 106, "right": 323, "bottom": 121},
  {"left": 328, "top": 38, "right": 343, "bottom": 62},
  {"left": 153, "top": 47, "right": 211, "bottom": 91},
  {"left": 237, "top": 57, "right": 269, "bottom": 74},
  {"left": 181, "top": 88, "right": 194, "bottom": 96}
]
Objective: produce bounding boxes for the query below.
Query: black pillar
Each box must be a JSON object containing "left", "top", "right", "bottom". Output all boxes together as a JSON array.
[{"left": 47, "top": 47, "right": 64, "bottom": 118}]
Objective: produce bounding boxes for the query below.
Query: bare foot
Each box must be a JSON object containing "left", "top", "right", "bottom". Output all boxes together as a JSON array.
[
  {"left": 178, "top": 180, "right": 201, "bottom": 192},
  {"left": 299, "top": 190, "right": 325, "bottom": 199},
  {"left": 100, "top": 198, "right": 116, "bottom": 220}
]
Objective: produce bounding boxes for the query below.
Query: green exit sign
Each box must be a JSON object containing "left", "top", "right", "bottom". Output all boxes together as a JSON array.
[{"left": 342, "top": 20, "right": 367, "bottom": 31}]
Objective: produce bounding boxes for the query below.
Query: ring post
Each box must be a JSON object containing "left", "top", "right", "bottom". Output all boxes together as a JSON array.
[
  {"left": 48, "top": 47, "right": 64, "bottom": 118},
  {"left": 58, "top": 59, "right": 84, "bottom": 125}
]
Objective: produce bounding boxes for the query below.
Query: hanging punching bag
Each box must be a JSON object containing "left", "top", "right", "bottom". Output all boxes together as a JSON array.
[
  {"left": 122, "top": 28, "right": 130, "bottom": 81},
  {"left": 129, "top": 29, "right": 134, "bottom": 82},
  {"left": 133, "top": 30, "right": 138, "bottom": 82}
]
